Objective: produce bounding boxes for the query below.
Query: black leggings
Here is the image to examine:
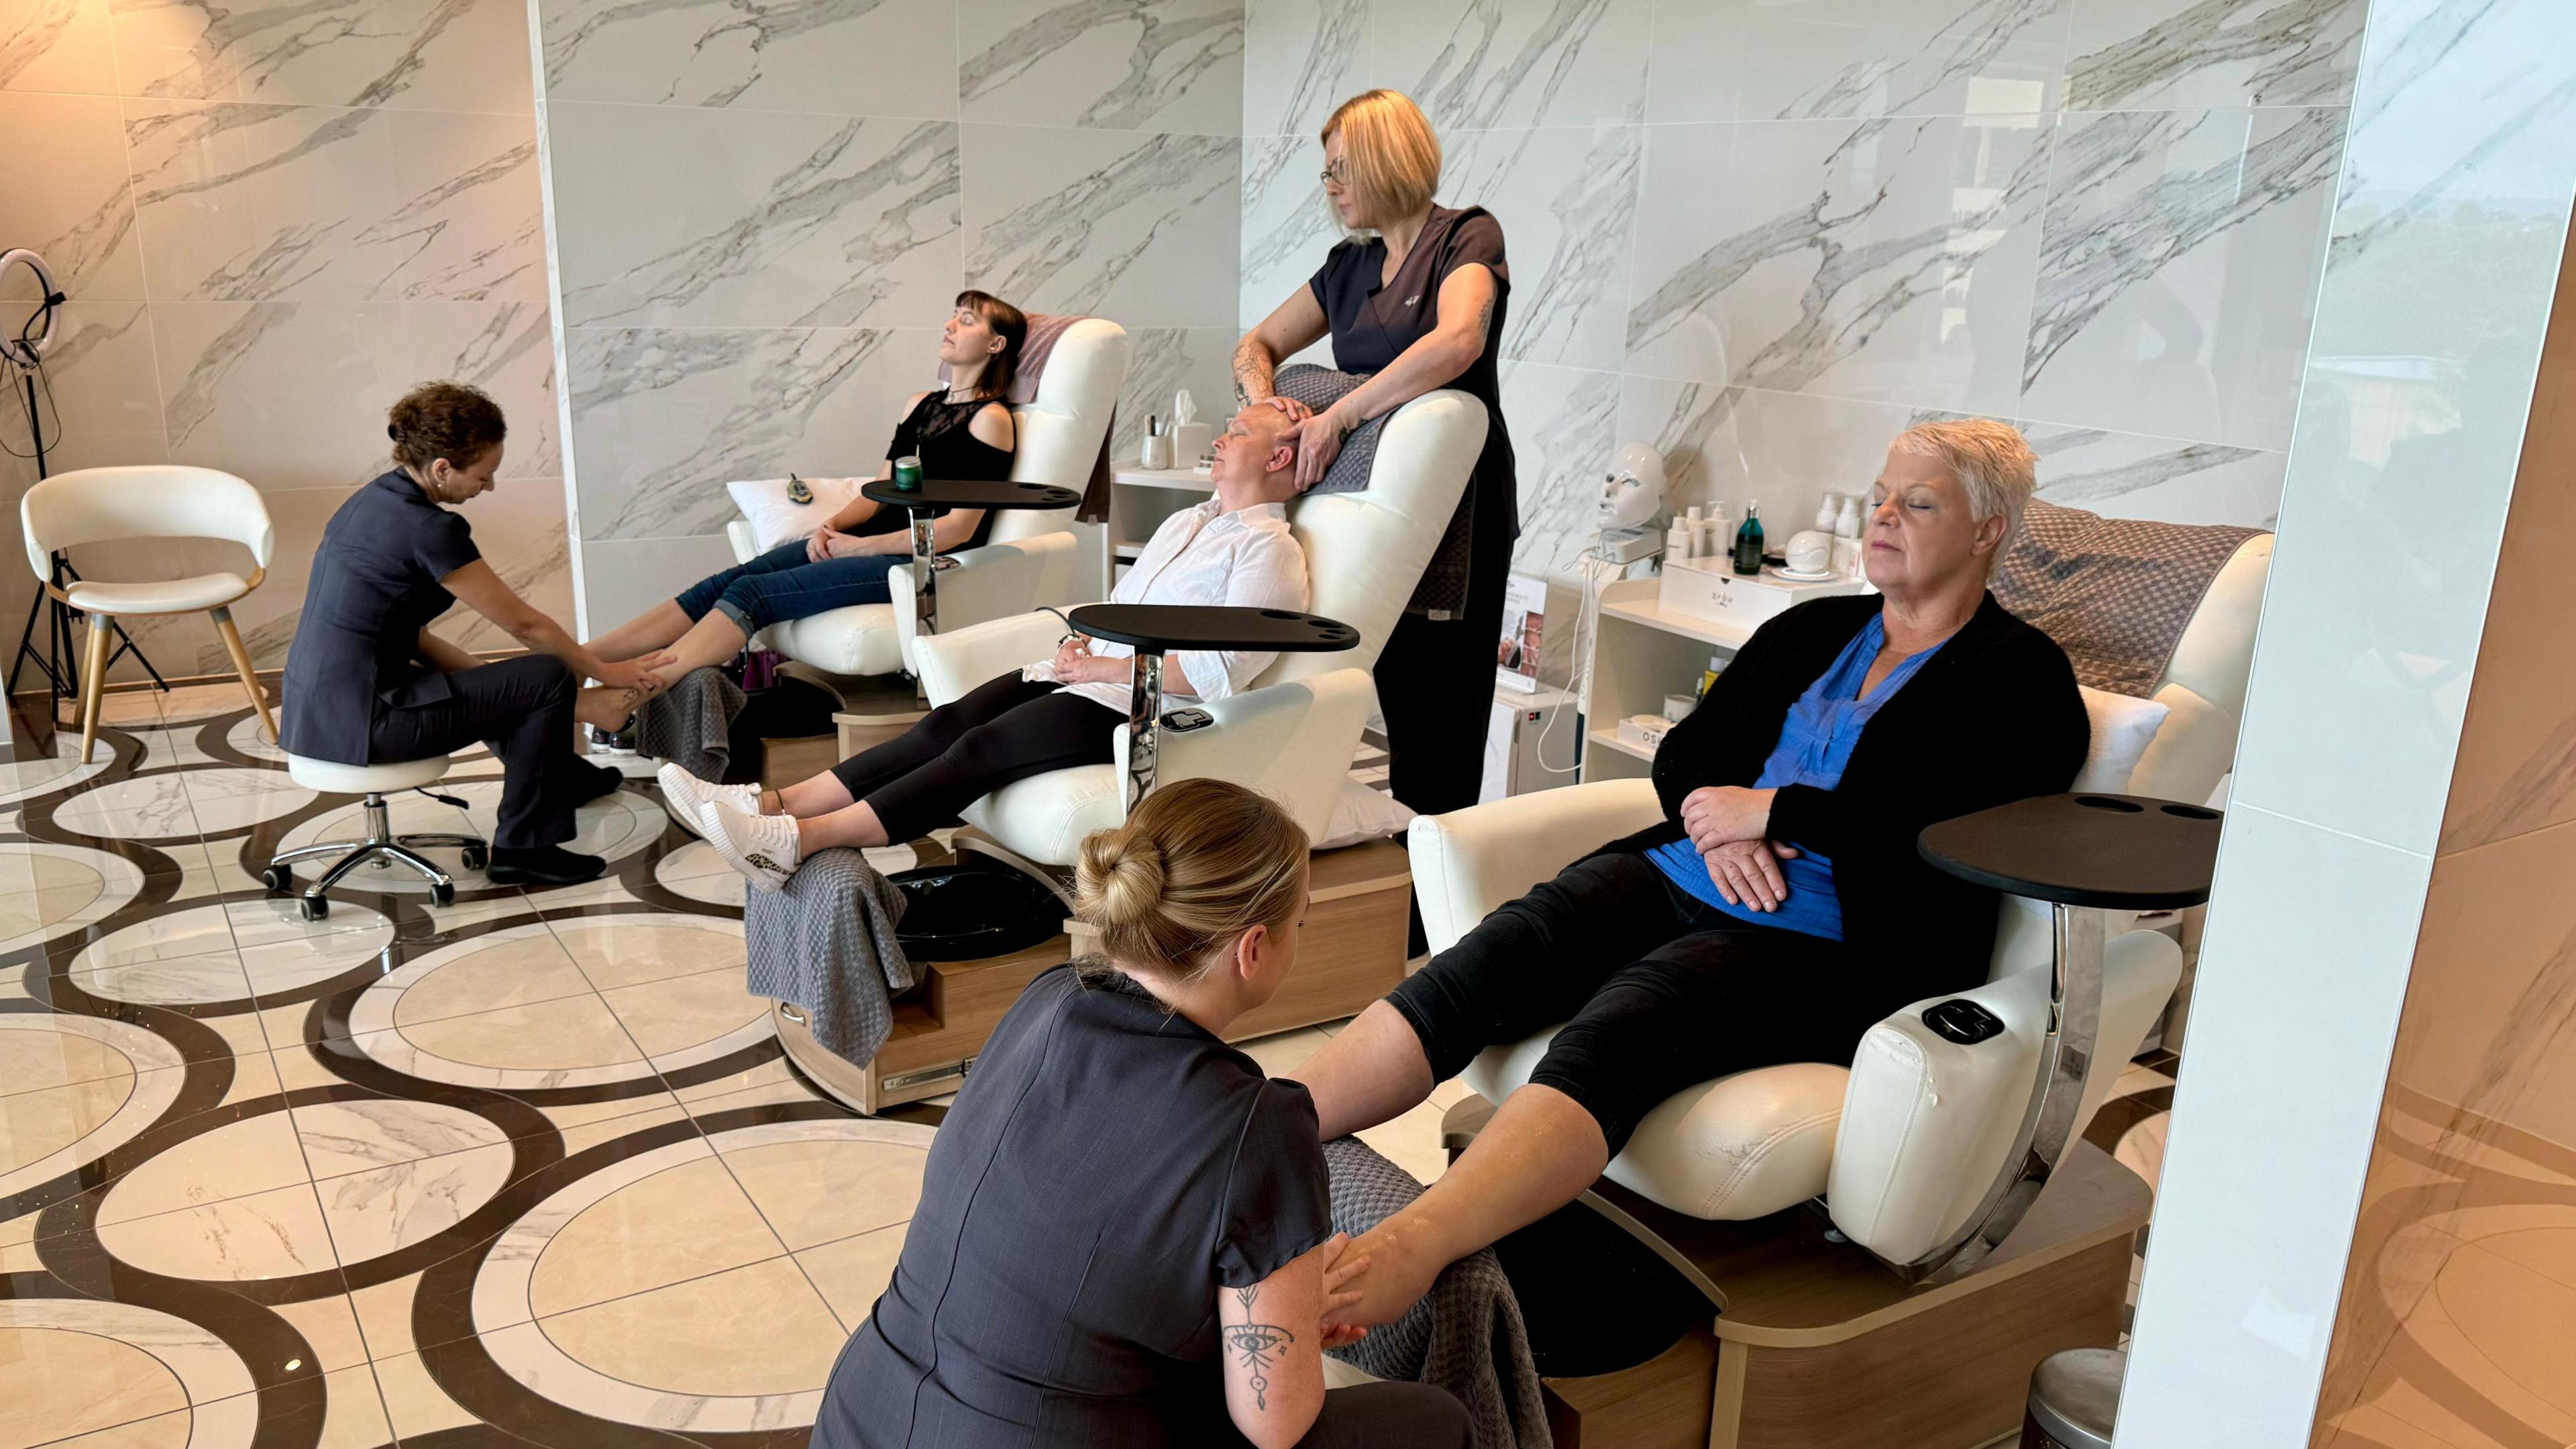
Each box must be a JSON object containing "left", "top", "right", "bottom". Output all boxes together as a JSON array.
[
  {"left": 1386, "top": 851, "right": 1907, "bottom": 1156},
  {"left": 370, "top": 655, "right": 582, "bottom": 851},
  {"left": 827, "top": 673, "right": 1123, "bottom": 843}
]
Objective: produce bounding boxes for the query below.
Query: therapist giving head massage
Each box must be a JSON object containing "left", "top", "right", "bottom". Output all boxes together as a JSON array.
[
  {"left": 810, "top": 777, "right": 1471, "bottom": 1449},
  {"left": 1288, "top": 419, "right": 2093, "bottom": 1330},
  {"left": 666, "top": 402, "right": 1313, "bottom": 888},
  {"left": 578, "top": 290, "right": 1029, "bottom": 717}
]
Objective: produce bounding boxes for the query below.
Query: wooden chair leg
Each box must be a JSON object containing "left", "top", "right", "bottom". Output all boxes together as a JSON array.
[
  {"left": 78, "top": 613, "right": 113, "bottom": 763},
  {"left": 210, "top": 606, "right": 276, "bottom": 742}
]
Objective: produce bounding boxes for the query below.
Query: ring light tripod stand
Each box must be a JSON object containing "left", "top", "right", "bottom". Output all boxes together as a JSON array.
[{"left": 4, "top": 248, "right": 170, "bottom": 743}]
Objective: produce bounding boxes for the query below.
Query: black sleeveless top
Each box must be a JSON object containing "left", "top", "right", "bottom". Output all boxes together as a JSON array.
[{"left": 855, "top": 390, "right": 1017, "bottom": 549}]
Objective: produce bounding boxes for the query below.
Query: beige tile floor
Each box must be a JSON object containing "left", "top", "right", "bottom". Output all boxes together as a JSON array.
[{"left": 0, "top": 684, "right": 2196, "bottom": 1449}]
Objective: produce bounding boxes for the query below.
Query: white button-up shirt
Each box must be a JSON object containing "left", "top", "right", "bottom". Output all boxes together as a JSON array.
[{"left": 1027, "top": 498, "right": 1308, "bottom": 716}]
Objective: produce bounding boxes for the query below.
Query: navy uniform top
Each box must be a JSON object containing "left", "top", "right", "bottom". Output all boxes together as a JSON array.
[
  {"left": 1309, "top": 205, "right": 1517, "bottom": 610},
  {"left": 276, "top": 470, "right": 482, "bottom": 765},
  {"left": 812, "top": 965, "right": 1332, "bottom": 1448}
]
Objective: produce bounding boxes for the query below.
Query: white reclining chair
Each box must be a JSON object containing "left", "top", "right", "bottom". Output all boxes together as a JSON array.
[
  {"left": 720, "top": 319, "right": 1132, "bottom": 684},
  {"left": 1415, "top": 534, "right": 2271, "bottom": 1277},
  {"left": 908, "top": 389, "right": 1489, "bottom": 869}
]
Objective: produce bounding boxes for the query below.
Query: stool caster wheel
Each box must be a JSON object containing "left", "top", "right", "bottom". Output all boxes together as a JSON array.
[
  {"left": 262, "top": 865, "right": 292, "bottom": 892},
  {"left": 460, "top": 845, "right": 487, "bottom": 872},
  {"left": 299, "top": 896, "right": 329, "bottom": 922},
  {"left": 431, "top": 882, "right": 456, "bottom": 907}
]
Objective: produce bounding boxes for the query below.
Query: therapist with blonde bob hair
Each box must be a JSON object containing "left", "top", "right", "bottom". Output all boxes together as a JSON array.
[
  {"left": 1234, "top": 89, "right": 1519, "bottom": 845},
  {"left": 812, "top": 777, "right": 1472, "bottom": 1448}
]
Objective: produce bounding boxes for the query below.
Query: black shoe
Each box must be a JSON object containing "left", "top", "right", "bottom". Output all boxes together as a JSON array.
[
  {"left": 574, "top": 758, "right": 627, "bottom": 804},
  {"left": 485, "top": 846, "right": 608, "bottom": 887}
]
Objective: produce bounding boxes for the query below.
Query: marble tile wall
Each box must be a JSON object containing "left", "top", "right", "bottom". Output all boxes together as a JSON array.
[
  {"left": 0, "top": 0, "right": 571, "bottom": 685},
  {"left": 2116, "top": 0, "right": 2576, "bottom": 1442},
  {"left": 1240, "top": 0, "right": 2363, "bottom": 578},
  {"left": 533, "top": 0, "right": 1246, "bottom": 630}
]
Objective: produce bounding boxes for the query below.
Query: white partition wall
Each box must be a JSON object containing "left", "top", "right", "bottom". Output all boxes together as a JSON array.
[{"left": 2120, "top": 1, "right": 2576, "bottom": 1444}]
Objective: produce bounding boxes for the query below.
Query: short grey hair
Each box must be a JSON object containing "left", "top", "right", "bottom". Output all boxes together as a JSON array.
[{"left": 1890, "top": 418, "right": 2038, "bottom": 545}]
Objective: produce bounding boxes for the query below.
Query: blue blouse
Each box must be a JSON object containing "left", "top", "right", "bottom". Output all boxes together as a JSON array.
[{"left": 1648, "top": 615, "right": 1943, "bottom": 941}]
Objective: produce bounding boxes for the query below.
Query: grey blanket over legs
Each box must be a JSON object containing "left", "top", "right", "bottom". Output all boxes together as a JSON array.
[
  {"left": 743, "top": 847, "right": 914, "bottom": 1065},
  {"left": 1324, "top": 1138, "right": 1550, "bottom": 1449},
  {"left": 631, "top": 667, "right": 746, "bottom": 782}
]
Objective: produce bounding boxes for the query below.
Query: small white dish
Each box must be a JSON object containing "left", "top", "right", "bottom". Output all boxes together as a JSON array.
[{"left": 1770, "top": 566, "right": 1837, "bottom": 583}]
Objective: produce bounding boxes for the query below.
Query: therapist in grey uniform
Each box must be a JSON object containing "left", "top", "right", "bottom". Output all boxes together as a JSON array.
[{"left": 276, "top": 382, "right": 669, "bottom": 886}]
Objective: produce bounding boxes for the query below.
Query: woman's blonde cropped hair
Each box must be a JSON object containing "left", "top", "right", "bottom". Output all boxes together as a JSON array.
[
  {"left": 1322, "top": 89, "right": 1442, "bottom": 225},
  {"left": 1076, "top": 778, "right": 1309, "bottom": 980},
  {"left": 1890, "top": 418, "right": 2040, "bottom": 547}
]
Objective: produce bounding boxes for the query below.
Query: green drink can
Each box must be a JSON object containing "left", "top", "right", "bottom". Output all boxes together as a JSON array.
[{"left": 893, "top": 455, "right": 924, "bottom": 492}]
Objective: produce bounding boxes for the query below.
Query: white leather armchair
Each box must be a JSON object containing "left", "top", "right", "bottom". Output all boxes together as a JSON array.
[
  {"left": 720, "top": 319, "right": 1131, "bottom": 680},
  {"left": 1417, "top": 535, "right": 2272, "bottom": 1267},
  {"left": 910, "top": 390, "right": 1490, "bottom": 867}
]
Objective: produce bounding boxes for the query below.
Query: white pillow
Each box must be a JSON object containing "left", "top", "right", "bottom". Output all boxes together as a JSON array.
[
  {"left": 1313, "top": 779, "right": 1415, "bottom": 851},
  {"left": 2072, "top": 686, "right": 2171, "bottom": 794},
  {"left": 726, "top": 476, "right": 870, "bottom": 552}
]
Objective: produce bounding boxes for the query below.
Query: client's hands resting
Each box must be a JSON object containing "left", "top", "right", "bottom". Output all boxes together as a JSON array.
[
  {"left": 1705, "top": 839, "right": 1799, "bottom": 914},
  {"left": 1680, "top": 785, "right": 1774, "bottom": 852},
  {"left": 806, "top": 526, "right": 854, "bottom": 562}
]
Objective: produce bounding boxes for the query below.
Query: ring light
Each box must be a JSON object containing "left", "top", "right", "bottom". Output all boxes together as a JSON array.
[{"left": 2, "top": 249, "right": 62, "bottom": 370}]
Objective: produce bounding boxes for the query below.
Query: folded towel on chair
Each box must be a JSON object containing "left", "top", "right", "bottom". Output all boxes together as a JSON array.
[
  {"left": 631, "top": 666, "right": 746, "bottom": 783},
  {"left": 743, "top": 846, "right": 914, "bottom": 1066},
  {"left": 1271, "top": 364, "right": 1473, "bottom": 617},
  {"left": 1324, "top": 1137, "right": 1550, "bottom": 1449}
]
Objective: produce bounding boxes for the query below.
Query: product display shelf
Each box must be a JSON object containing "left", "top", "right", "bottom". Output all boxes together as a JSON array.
[{"left": 1579, "top": 578, "right": 1753, "bottom": 784}]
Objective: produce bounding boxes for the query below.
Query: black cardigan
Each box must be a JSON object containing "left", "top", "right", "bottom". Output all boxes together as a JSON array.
[{"left": 1605, "top": 593, "right": 2090, "bottom": 993}]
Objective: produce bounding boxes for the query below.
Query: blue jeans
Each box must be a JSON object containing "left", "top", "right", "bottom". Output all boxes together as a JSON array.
[{"left": 674, "top": 541, "right": 900, "bottom": 635}]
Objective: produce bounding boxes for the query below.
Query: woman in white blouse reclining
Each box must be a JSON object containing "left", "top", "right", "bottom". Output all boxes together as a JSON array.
[{"left": 671, "top": 403, "right": 1310, "bottom": 891}]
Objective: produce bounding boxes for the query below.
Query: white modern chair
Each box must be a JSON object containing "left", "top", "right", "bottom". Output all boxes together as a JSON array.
[
  {"left": 907, "top": 388, "right": 1490, "bottom": 868},
  {"left": 721, "top": 319, "right": 1132, "bottom": 684},
  {"left": 265, "top": 753, "right": 486, "bottom": 919},
  {"left": 1412, "top": 535, "right": 2272, "bottom": 1271},
  {"left": 20, "top": 466, "right": 280, "bottom": 761}
]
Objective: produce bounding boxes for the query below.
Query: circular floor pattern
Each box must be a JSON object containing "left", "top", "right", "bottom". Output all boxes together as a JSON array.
[
  {"left": 65, "top": 899, "right": 395, "bottom": 1005},
  {"left": 0, "top": 1299, "right": 258, "bottom": 1449},
  {"left": 48, "top": 773, "right": 203, "bottom": 841},
  {"left": 268, "top": 782, "right": 665, "bottom": 895},
  {"left": 347, "top": 916, "right": 765, "bottom": 1089},
  {"left": 472, "top": 1118, "right": 933, "bottom": 1432},
  {"left": 0, "top": 1014, "right": 190, "bottom": 1201},
  {"left": 0, "top": 841, "right": 142, "bottom": 953},
  {"left": 0, "top": 732, "right": 115, "bottom": 804}
]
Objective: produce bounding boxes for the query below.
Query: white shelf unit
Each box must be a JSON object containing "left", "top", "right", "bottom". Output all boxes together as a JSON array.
[
  {"left": 1578, "top": 578, "right": 1756, "bottom": 784},
  {"left": 1106, "top": 466, "right": 1214, "bottom": 574}
]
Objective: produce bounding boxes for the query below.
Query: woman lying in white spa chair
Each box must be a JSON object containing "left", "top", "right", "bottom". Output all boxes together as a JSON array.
[{"left": 663, "top": 404, "right": 1311, "bottom": 888}]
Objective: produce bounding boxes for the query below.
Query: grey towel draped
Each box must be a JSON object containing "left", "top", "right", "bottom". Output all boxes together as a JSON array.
[
  {"left": 631, "top": 666, "right": 746, "bottom": 783},
  {"left": 743, "top": 846, "right": 913, "bottom": 1065}
]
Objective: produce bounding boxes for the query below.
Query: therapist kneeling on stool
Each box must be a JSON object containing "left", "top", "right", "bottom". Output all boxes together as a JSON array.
[{"left": 276, "top": 381, "right": 672, "bottom": 887}]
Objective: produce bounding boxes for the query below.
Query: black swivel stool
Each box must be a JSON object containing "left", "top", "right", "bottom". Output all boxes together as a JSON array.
[
  {"left": 859, "top": 478, "right": 1082, "bottom": 641},
  {"left": 1064, "top": 604, "right": 1360, "bottom": 806},
  {"left": 1897, "top": 792, "right": 2222, "bottom": 1281}
]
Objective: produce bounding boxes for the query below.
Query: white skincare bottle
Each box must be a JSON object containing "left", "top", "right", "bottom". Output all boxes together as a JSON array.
[
  {"left": 1833, "top": 495, "right": 1864, "bottom": 577},
  {"left": 1666, "top": 517, "right": 1693, "bottom": 559},
  {"left": 1815, "top": 494, "right": 1840, "bottom": 533}
]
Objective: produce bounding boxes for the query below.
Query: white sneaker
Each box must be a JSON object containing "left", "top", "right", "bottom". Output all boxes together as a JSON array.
[
  {"left": 657, "top": 764, "right": 757, "bottom": 840},
  {"left": 701, "top": 798, "right": 801, "bottom": 892}
]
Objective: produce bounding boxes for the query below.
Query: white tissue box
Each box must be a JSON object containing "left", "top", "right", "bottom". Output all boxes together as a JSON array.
[
  {"left": 1658, "top": 555, "right": 1862, "bottom": 629},
  {"left": 1617, "top": 714, "right": 1672, "bottom": 753}
]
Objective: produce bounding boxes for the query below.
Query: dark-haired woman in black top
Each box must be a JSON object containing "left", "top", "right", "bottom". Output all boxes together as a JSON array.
[
  {"left": 584, "top": 291, "right": 1026, "bottom": 692},
  {"left": 1234, "top": 89, "right": 1515, "bottom": 831}
]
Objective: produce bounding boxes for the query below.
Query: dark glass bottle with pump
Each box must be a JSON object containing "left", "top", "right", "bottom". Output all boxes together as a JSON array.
[{"left": 1731, "top": 501, "right": 1765, "bottom": 576}]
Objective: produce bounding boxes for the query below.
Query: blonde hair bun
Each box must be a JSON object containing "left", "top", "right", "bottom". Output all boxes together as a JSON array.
[
  {"left": 1081, "top": 832, "right": 1168, "bottom": 931},
  {"left": 1074, "top": 779, "right": 1309, "bottom": 980}
]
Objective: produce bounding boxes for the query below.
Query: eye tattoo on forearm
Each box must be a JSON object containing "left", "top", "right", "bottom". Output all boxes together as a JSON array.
[{"left": 1225, "top": 1283, "right": 1295, "bottom": 1409}]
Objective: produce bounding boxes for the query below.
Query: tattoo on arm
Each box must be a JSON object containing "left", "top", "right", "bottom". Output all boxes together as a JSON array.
[
  {"left": 1232, "top": 334, "right": 1273, "bottom": 405},
  {"left": 1222, "top": 1320, "right": 1295, "bottom": 1410},
  {"left": 1474, "top": 292, "right": 1495, "bottom": 347}
]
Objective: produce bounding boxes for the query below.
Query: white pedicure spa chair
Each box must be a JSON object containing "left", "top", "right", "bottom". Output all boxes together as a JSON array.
[
  {"left": 1405, "top": 535, "right": 2272, "bottom": 1448},
  {"left": 721, "top": 319, "right": 1133, "bottom": 723},
  {"left": 769, "top": 387, "right": 1489, "bottom": 1114}
]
